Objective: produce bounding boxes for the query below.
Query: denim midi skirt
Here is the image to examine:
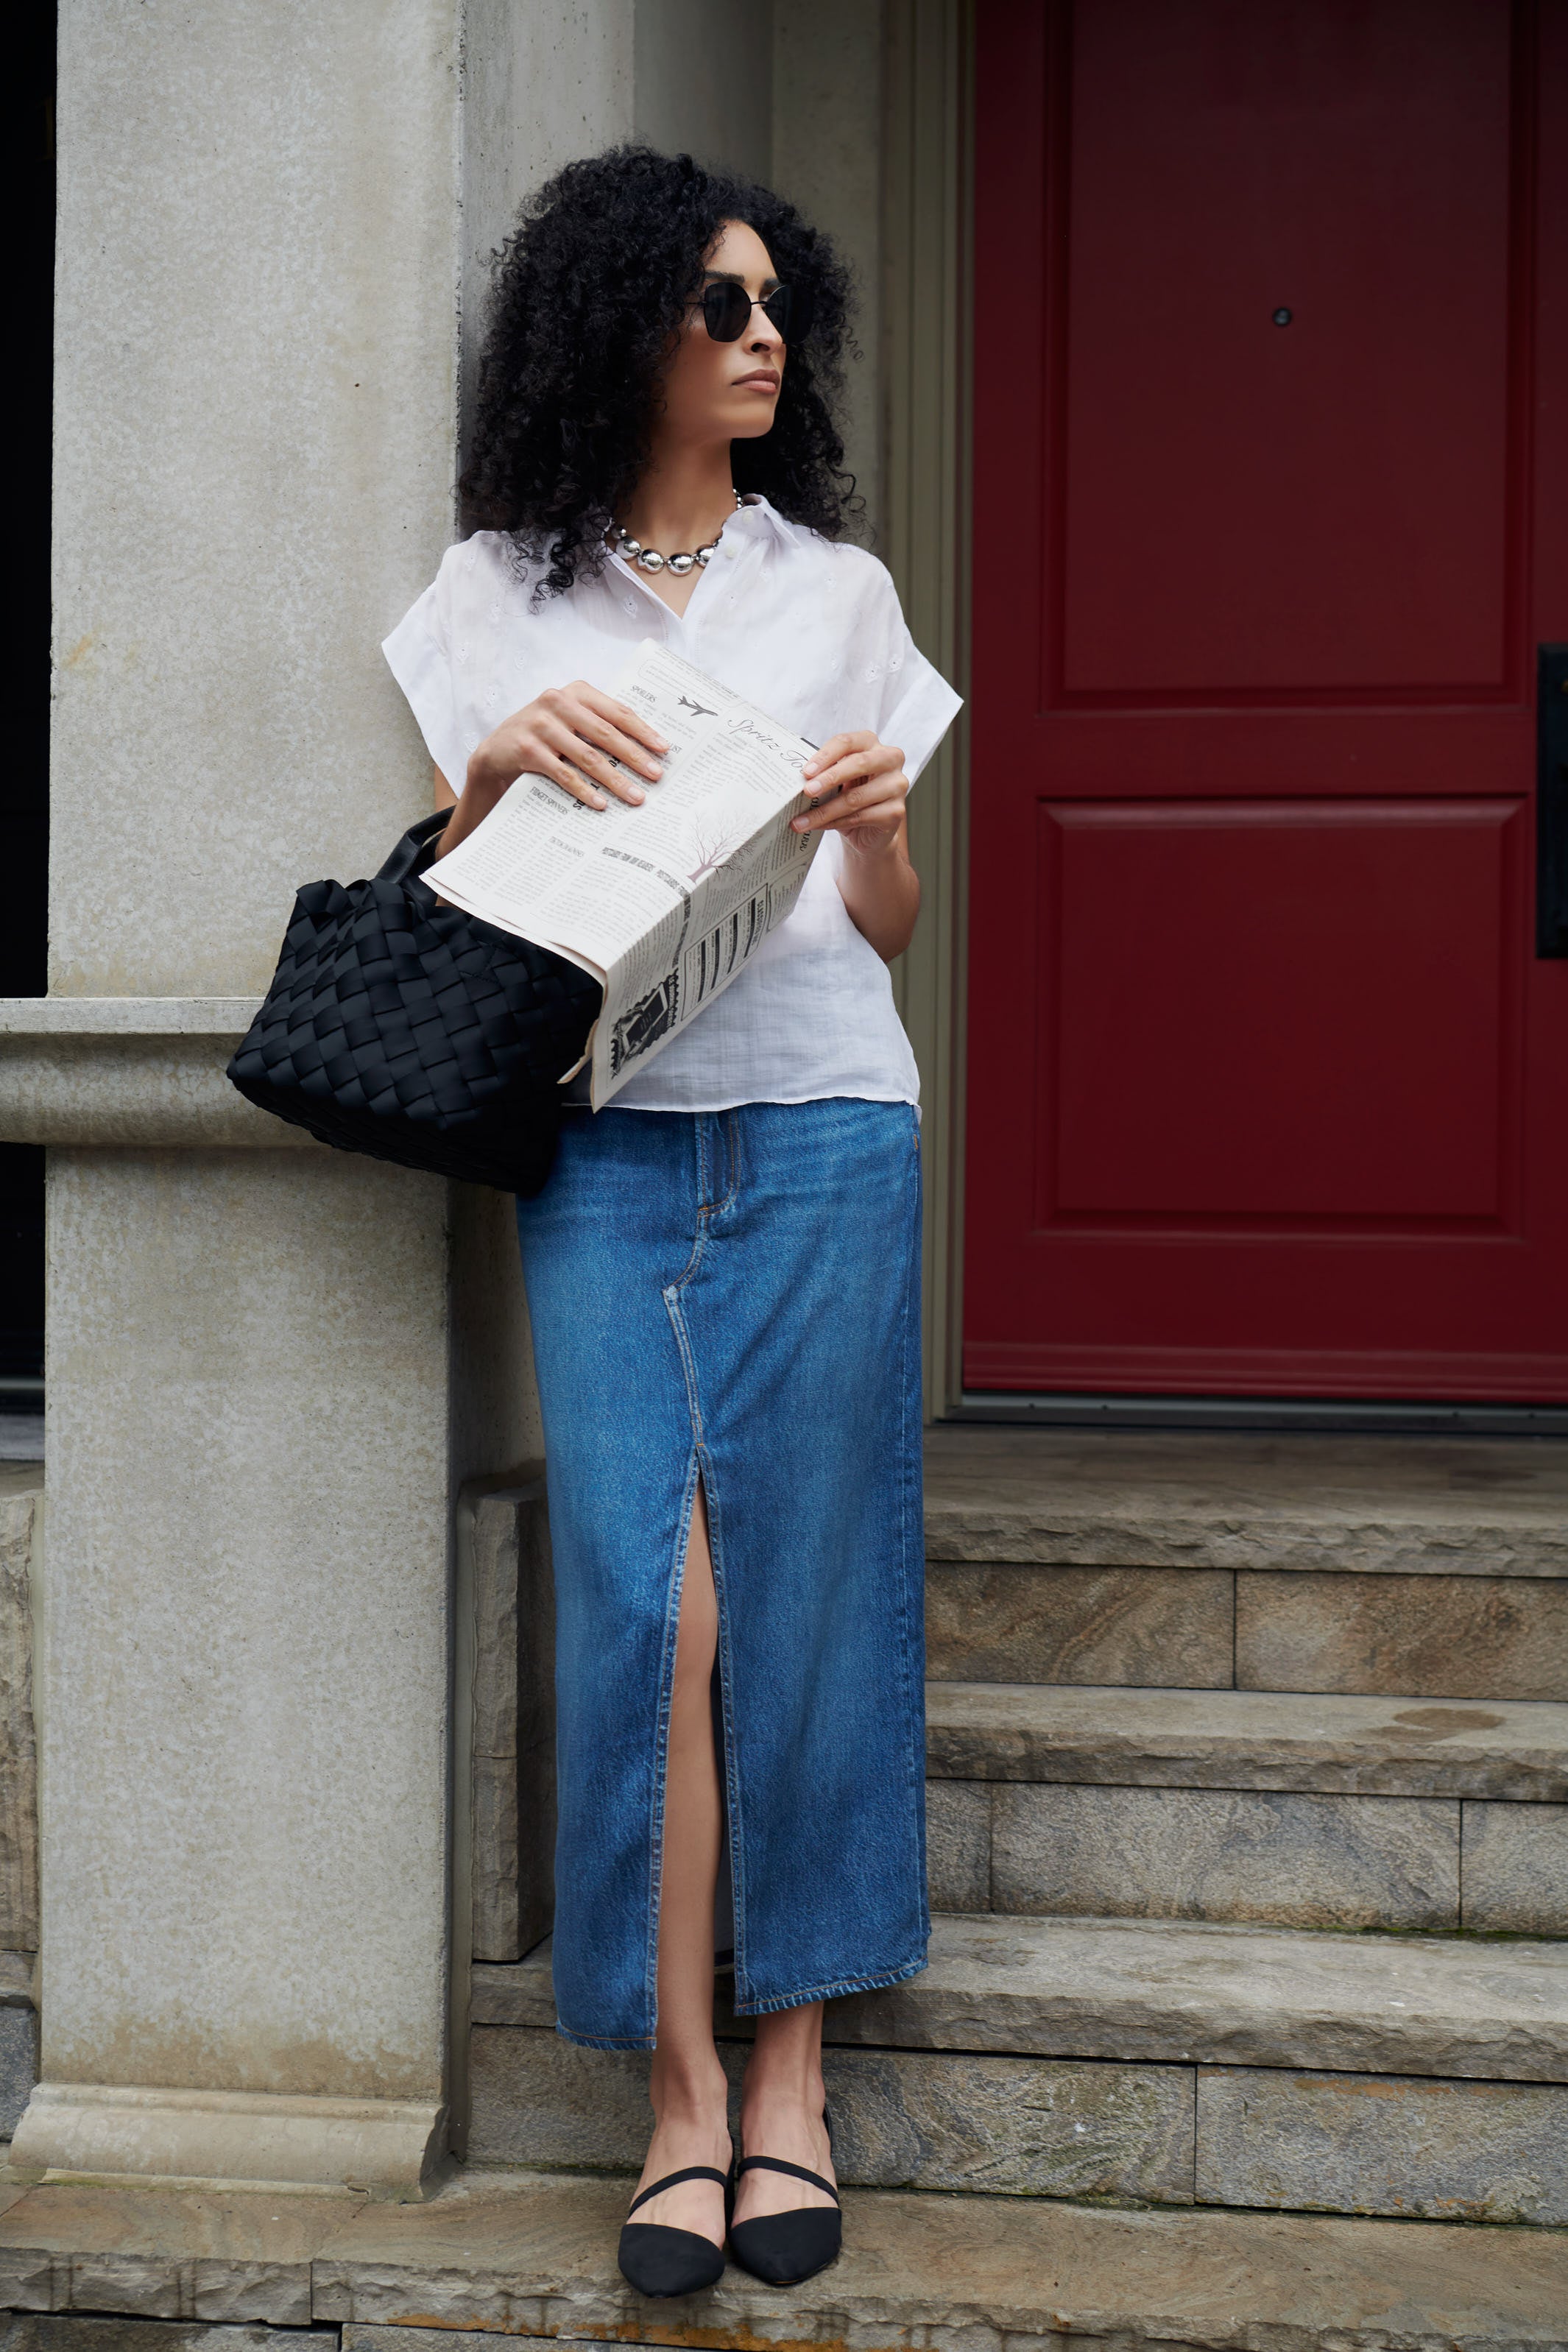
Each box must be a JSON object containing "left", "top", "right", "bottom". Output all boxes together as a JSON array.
[{"left": 514, "top": 1096, "right": 928, "bottom": 2049}]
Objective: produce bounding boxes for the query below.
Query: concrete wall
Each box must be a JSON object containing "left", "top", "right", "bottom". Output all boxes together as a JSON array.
[
  {"left": 634, "top": 0, "right": 774, "bottom": 177},
  {"left": 6, "top": 0, "right": 639, "bottom": 2196},
  {"left": 774, "top": 0, "right": 886, "bottom": 535}
]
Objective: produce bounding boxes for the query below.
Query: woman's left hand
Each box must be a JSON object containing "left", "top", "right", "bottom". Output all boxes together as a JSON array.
[{"left": 794, "top": 732, "right": 908, "bottom": 856}]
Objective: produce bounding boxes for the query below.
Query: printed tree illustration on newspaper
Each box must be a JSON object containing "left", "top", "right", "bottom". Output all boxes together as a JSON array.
[{"left": 687, "top": 823, "right": 741, "bottom": 881}]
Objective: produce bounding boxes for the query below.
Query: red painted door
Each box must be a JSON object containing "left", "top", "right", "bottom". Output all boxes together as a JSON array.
[{"left": 965, "top": 0, "right": 1568, "bottom": 1402}]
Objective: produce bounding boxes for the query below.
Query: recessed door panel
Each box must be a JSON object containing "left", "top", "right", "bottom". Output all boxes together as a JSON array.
[
  {"left": 1040, "top": 799, "right": 1521, "bottom": 1224},
  {"left": 1059, "top": 0, "right": 1518, "bottom": 699}
]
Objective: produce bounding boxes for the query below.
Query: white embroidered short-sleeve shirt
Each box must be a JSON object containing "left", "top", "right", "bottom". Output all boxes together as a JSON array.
[{"left": 383, "top": 495, "right": 962, "bottom": 1112}]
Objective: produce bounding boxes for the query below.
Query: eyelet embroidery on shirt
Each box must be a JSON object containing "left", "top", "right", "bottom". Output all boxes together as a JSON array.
[{"left": 456, "top": 640, "right": 471, "bottom": 667}]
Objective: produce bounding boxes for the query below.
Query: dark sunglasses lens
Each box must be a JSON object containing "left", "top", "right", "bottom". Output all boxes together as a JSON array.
[
  {"left": 702, "top": 282, "right": 751, "bottom": 342},
  {"left": 766, "top": 283, "right": 813, "bottom": 342}
]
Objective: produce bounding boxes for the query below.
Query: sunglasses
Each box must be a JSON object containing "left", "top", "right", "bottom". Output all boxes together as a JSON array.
[{"left": 699, "top": 278, "right": 814, "bottom": 345}]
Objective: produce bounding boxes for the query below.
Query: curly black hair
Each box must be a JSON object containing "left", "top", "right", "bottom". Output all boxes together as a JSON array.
[{"left": 459, "top": 146, "right": 859, "bottom": 599}]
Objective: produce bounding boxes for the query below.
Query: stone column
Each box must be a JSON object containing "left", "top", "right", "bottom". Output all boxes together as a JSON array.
[{"left": 0, "top": 0, "right": 632, "bottom": 2196}]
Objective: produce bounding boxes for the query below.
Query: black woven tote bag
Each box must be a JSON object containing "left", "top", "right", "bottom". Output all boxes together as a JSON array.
[{"left": 227, "top": 811, "right": 601, "bottom": 1197}]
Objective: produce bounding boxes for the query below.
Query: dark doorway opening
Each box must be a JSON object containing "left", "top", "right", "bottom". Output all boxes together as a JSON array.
[{"left": 1, "top": 7, "right": 55, "bottom": 1435}]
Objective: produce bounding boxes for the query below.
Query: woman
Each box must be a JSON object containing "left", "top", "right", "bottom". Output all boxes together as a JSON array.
[{"left": 385, "top": 146, "right": 960, "bottom": 2298}]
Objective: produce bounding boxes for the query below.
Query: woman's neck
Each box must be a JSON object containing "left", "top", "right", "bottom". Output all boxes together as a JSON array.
[{"left": 621, "top": 441, "right": 736, "bottom": 555}]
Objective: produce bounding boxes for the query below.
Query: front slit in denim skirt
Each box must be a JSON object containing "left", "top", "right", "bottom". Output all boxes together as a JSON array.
[{"left": 514, "top": 1095, "right": 929, "bottom": 2049}]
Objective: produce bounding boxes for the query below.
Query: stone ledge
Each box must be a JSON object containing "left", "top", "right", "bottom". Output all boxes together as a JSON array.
[
  {"left": 924, "top": 1427, "right": 1568, "bottom": 1578},
  {"left": 926, "top": 1683, "right": 1568, "bottom": 1798},
  {"left": 0, "top": 2169, "right": 1563, "bottom": 2350},
  {"left": 0, "top": 1000, "right": 314, "bottom": 1150},
  {"left": 478, "top": 1912, "right": 1568, "bottom": 2080}
]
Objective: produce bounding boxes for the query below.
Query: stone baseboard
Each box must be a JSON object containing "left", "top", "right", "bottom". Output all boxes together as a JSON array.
[{"left": 9, "top": 2085, "right": 446, "bottom": 2201}]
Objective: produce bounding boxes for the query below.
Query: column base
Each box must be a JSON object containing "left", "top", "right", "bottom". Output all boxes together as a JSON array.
[{"left": 10, "top": 2082, "right": 448, "bottom": 2200}]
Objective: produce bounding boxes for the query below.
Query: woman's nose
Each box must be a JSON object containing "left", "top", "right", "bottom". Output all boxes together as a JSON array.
[{"left": 747, "top": 308, "right": 784, "bottom": 355}]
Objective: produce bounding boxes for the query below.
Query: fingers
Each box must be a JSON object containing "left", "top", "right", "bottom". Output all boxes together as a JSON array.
[
  {"left": 792, "top": 761, "right": 908, "bottom": 835},
  {"left": 800, "top": 740, "right": 905, "bottom": 802},
  {"left": 520, "top": 684, "right": 670, "bottom": 810},
  {"left": 563, "top": 684, "right": 669, "bottom": 771},
  {"left": 803, "top": 730, "right": 876, "bottom": 784}
]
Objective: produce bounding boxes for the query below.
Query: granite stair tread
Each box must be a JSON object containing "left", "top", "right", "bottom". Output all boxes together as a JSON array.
[
  {"left": 924, "top": 1427, "right": 1568, "bottom": 1576},
  {"left": 925, "top": 1680, "right": 1568, "bottom": 1798},
  {"left": 2, "top": 2169, "right": 1563, "bottom": 2351},
  {"left": 475, "top": 1913, "right": 1568, "bottom": 2080}
]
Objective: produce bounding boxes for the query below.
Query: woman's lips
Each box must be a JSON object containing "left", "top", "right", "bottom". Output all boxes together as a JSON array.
[{"left": 734, "top": 371, "right": 780, "bottom": 391}]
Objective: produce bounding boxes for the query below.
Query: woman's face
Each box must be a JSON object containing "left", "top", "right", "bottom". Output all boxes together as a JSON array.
[{"left": 655, "top": 218, "right": 786, "bottom": 448}]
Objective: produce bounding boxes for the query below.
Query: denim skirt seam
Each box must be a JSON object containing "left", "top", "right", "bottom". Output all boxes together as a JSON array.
[{"left": 640, "top": 1444, "right": 704, "bottom": 2046}]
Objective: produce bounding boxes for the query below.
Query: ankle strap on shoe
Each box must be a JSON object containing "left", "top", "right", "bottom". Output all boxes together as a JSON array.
[
  {"left": 734, "top": 2153, "right": 840, "bottom": 2205},
  {"left": 627, "top": 2164, "right": 731, "bottom": 2216}
]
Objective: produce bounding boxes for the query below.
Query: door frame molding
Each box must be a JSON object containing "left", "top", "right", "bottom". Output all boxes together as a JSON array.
[{"left": 883, "top": 0, "right": 972, "bottom": 1421}]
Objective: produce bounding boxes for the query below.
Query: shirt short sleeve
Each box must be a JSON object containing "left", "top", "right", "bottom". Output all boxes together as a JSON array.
[
  {"left": 856, "top": 557, "right": 963, "bottom": 785},
  {"left": 383, "top": 547, "right": 468, "bottom": 791}
]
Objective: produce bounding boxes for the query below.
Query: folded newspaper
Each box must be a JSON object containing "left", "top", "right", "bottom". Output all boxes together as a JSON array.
[{"left": 425, "top": 643, "right": 822, "bottom": 1106}]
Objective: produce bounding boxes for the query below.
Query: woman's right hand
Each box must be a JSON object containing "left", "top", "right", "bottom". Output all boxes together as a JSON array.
[{"left": 438, "top": 681, "right": 669, "bottom": 856}]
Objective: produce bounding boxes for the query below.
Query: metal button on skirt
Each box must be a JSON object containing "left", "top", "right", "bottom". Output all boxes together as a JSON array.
[{"left": 515, "top": 1097, "right": 929, "bottom": 2049}]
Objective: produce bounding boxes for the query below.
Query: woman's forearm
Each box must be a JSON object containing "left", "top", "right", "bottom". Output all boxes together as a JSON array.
[{"left": 837, "top": 829, "right": 920, "bottom": 961}]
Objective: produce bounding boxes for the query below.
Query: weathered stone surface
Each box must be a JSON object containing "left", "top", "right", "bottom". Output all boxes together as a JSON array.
[
  {"left": 818, "top": 2046, "right": 1194, "bottom": 2202},
  {"left": 465, "top": 1481, "right": 554, "bottom": 1967},
  {"left": 925, "top": 1779, "right": 989, "bottom": 1910},
  {"left": 0, "top": 2002, "right": 38, "bottom": 2137},
  {"left": 1237, "top": 1570, "right": 1568, "bottom": 1701},
  {"left": 991, "top": 1784, "right": 1460, "bottom": 1929},
  {"left": 0, "top": 2323, "right": 338, "bottom": 2352},
  {"left": 925, "top": 1426, "right": 1568, "bottom": 1575},
  {"left": 1463, "top": 1801, "right": 1568, "bottom": 1934},
  {"left": 0, "top": 1489, "right": 38, "bottom": 1951},
  {"left": 344, "top": 2335, "right": 672, "bottom": 2352},
  {"left": 824, "top": 1913, "right": 1568, "bottom": 2080},
  {"left": 0, "top": 2184, "right": 363, "bottom": 2323},
  {"left": 927, "top": 1681, "right": 1568, "bottom": 1799},
  {"left": 472, "top": 1952, "right": 555, "bottom": 2032},
  {"left": 479, "top": 1915, "right": 1568, "bottom": 2083},
  {"left": 1197, "top": 2066, "right": 1568, "bottom": 2225},
  {"left": 467, "top": 2026, "right": 1194, "bottom": 2203},
  {"left": 927, "top": 1563, "right": 1234, "bottom": 1685},
  {"left": 308, "top": 2166, "right": 1568, "bottom": 2348}
]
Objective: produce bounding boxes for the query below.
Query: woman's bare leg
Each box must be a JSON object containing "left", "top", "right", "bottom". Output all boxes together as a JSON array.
[
  {"left": 630, "top": 1481, "right": 730, "bottom": 2245},
  {"left": 733, "top": 2004, "right": 837, "bottom": 2224}
]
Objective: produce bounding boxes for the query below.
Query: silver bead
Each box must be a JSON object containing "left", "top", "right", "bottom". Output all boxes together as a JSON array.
[
  {"left": 696, "top": 544, "right": 714, "bottom": 565},
  {"left": 667, "top": 551, "right": 695, "bottom": 576},
  {"left": 621, "top": 537, "right": 642, "bottom": 559},
  {"left": 638, "top": 548, "right": 665, "bottom": 572}
]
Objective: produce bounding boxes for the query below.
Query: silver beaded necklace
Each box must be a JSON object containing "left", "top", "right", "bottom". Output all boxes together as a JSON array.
[{"left": 611, "top": 489, "right": 743, "bottom": 576}]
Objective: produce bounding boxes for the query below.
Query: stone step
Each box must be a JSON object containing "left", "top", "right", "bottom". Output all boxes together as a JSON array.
[
  {"left": 476, "top": 1912, "right": 1567, "bottom": 2079},
  {"left": 924, "top": 1684, "right": 1568, "bottom": 1930},
  {"left": 923, "top": 1429, "right": 1568, "bottom": 1701},
  {"left": 926, "top": 1682, "right": 1568, "bottom": 1795},
  {"left": 923, "top": 1427, "right": 1568, "bottom": 1575},
  {"left": 470, "top": 1915, "right": 1568, "bottom": 2222},
  {"left": 927, "top": 1558, "right": 1568, "bottom": 1699},
  {"left": 1, "top": 2172, "right": 1565, "bottom": 2352}
]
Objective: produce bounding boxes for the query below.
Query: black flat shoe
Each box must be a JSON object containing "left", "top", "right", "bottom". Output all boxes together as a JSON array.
[
  {"left": 617, "top": 2162, "right": 732, "bottom": 2298},
  {"left": 727, "top": 2114, "right": 841, "bottom": 2288}
]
